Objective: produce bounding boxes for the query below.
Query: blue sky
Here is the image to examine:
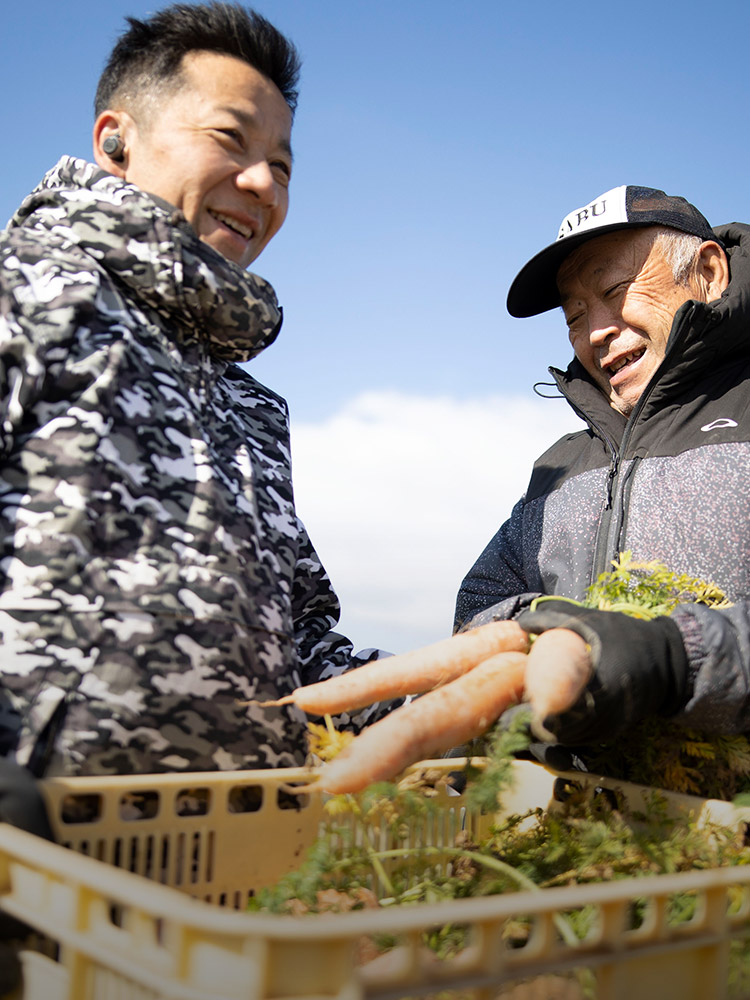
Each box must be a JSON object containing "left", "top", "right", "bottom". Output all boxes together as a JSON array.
[{"left": 2, "top": 0, "right": 749, "bottom": 652}]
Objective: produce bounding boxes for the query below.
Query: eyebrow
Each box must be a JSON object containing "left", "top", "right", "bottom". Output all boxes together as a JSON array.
[{"left": 217, "top": 104, "right": 294, "bottom": 163}]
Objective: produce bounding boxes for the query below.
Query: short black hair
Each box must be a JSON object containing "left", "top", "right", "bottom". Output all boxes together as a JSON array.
[{"left": 94, "top": 3, "right": 300, "bottom": 118}]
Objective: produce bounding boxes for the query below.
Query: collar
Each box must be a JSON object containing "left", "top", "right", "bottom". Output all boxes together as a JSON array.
[{"left": 8, "top": 156, "right": 283, "bottom": 363}]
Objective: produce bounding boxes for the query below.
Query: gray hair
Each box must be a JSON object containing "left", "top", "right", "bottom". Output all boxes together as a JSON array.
[{"left": 653, "top": 228, "right": 704, "bottom": 287}]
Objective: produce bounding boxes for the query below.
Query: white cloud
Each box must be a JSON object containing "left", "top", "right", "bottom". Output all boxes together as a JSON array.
[{"left": 290, "top": 390, "right": 584, "bottom": 654}]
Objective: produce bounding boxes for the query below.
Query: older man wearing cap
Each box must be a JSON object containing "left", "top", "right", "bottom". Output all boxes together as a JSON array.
[{"left": 455, "top": 185, "right": 750, "bottom": 746}]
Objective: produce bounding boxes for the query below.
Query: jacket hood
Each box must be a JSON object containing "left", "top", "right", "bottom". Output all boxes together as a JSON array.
[
  {"left": 710, "top": 222, "right": 750, "bottom": 335},
  {"left": 7, "top": 156, "right": 283, "bottom": 363}
]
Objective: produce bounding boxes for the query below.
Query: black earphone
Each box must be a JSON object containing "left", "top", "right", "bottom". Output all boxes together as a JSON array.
[{"left": 102, "top": 134, "right": 124, "bottom": 161}]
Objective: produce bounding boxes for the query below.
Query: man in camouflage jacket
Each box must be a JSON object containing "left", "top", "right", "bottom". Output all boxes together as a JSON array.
[{"left": 0, "top": 6, "right": 387, "bottom": 777}]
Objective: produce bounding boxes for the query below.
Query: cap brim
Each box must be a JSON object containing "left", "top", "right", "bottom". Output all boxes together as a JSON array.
[{"left": 506, "top": 221, "right": 650, "bottom": 319}]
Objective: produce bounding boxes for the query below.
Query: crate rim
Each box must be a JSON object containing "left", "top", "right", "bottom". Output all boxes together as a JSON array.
[{"left": 3, "top": 818, "right": 750, "bottom": 942}]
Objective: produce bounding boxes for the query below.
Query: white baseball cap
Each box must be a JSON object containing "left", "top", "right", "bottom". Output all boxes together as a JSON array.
[{"left": 506, "top": 185, "right": 719, "bottom": 318}]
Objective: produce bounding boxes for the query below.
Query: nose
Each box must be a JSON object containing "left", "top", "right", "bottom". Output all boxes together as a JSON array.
[
  {"left": 235, "top": 159, "right": 278, "bottom": 206},
  {"left": 587, "top": 302, "right": 620, "bottom": 347}
]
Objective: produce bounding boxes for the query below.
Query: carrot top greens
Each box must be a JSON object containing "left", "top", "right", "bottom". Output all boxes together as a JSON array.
[
  {"left": 583, "top": 550, "right": 732, "bottom": 619},
  {"left": 250, "top": 554, "right": 750, "bottom": 990},
  {"left": 569, "top": 552, "right": 750, "bottom": 799},
  {"left": 249, "top": 707, "right": 749, "bottom": 981}
]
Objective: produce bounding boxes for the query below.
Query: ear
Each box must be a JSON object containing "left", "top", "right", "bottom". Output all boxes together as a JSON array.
[
  {"left": 93, "top": 111, "right": 131, "bottom": 177},
  {"left": 692, "top": 240, "right": 730, "bottom": 303}
]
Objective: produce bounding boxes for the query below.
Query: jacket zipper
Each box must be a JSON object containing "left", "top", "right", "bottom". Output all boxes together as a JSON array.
[
  {"left": 589, "top": 431, "right": 620, "bottom": 585},
  {"left": 590, "top": 303, "right": 699, "bottom": 578},
  {"left": 550, "top": 369, "right": 621, "bottom": 587},
  {"left": 614, "top": 456, "right": 640, "bottom": 553},
  {"left": 592, "top": 410, "right": 642, "bottom": 579},
  {"left": 605, "top": 453, "right": 620, "bottom": 510}
]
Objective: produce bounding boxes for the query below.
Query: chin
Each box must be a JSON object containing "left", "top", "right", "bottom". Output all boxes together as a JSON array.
[
  {"left": 229, "top": 244, "right": 259, "bottom": 269},
  {"left": 198, "top": 233, "right": 244, "bottom": 267},
  {"left": 612, "top": 395, "right": 637, "bottom": 417}
]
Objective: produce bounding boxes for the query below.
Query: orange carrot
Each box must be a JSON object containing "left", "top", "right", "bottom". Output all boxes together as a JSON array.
[
  {"left": 524, "top": 628, "right": 592, "bottom": 738},
  {"left": 311, "top": 650, "right": 528, "bottom": 794},
  {"left": 254, "top": 620, "right": 529, "bottom": 716}
]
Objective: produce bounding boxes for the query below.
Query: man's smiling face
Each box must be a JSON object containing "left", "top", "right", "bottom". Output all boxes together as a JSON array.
[
  {"left": 116, "top": 49, "right": 293, "bottom": 268},
  {"left": 557, "top": 227, "right": 702, "bottom": 416}
]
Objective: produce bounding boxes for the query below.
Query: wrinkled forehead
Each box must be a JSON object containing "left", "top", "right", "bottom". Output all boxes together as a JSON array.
[{"left": 557, "top": 227, "right": 657, "bottom": 298}]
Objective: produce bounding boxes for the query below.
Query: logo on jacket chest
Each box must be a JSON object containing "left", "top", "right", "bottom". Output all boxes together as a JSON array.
[{"left": 701, "top": 418, "right": 739, "bottom": 432}]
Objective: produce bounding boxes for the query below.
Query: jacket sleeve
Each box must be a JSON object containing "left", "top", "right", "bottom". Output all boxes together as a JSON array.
[
  {"left": 0, "top": 276, "right": 49, "bottom": 458},
  {"left": 453, "top": 496, "right": 543, "bottom": 633},
  {"left": 670, "top": 602, "right": 750, "bottom": 733},
  {"left": 0, "top": 236, "right": 95, "bottom": 458}
]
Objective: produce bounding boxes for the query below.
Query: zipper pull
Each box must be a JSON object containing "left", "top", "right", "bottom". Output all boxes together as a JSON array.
[{"left": 605, "top": 455, "right": 619, "bottom": 509}]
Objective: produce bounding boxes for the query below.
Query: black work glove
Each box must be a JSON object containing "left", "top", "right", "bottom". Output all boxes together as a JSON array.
[
  {"left": 0, "top": 758, "right": 55, "bottom": 970},
  {"left": 0, "top": 758, "right": 55, "bottom": 840},
  {"left": 516, "top": 601, "right": 690, "bottom": 744}
]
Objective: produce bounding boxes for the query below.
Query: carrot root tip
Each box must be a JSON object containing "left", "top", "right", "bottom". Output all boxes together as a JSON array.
[
  {"left": 530, "top": 713, "right": 559, "bottom": 744},
  {"left": 238, "top": 696, "right": 293, "bottom": 708}
]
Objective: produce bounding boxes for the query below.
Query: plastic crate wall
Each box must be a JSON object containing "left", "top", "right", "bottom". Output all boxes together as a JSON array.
[{"left": 1, "top": 760, "right": 750, "bottom": 1000}]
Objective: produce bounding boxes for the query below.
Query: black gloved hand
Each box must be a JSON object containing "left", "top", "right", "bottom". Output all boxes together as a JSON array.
[
  {"left": 0, "top": 757, "right": 54, "bottom": 839},
  {"left": 0, "top": 758, "right": 55, "bottom": 955},
  {"left": 516, "top": 600, "right": 690, "bottom": 744}
]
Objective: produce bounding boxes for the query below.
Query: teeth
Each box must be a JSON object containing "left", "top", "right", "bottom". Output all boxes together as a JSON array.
[
  {"left": 608, "top": 350, "right": 642, "bottom": 375},
  {"left": 211, "top": 210, "right": 253, "bottom": 240}
]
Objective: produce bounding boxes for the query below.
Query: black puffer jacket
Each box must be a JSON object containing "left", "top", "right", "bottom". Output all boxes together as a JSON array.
[{"left": 456, "top": 222, "right": 750, "bottom": 733}]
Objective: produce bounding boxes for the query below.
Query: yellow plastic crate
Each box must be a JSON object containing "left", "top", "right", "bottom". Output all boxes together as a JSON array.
[{"left": 1, "top": 760, "right": 750, "bottom": 1000}]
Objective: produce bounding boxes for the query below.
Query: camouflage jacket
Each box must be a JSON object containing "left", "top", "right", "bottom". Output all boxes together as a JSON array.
[{"left": 0, "top": 156, "right": 384, "bottom": 776}]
